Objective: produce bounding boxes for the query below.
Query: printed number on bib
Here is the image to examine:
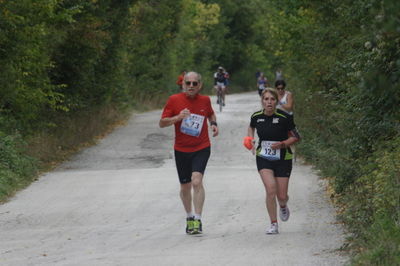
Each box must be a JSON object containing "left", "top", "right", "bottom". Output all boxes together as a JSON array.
[
  {"left": 259, "top": 141, "right": 280, "bottom": 161},
  {"left": 180, "top": 114, "right": 205, "bottom": 137}
]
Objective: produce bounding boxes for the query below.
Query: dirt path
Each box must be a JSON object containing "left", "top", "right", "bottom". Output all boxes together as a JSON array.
[{"left": 0, "top": 92, "right": 347, "bottom": 265}]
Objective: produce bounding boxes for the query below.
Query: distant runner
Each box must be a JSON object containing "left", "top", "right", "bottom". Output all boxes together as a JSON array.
[
  {"left": 276, "top": 80, "right": 293, "bottom": 115},
  {"left": 257, "top": 72, "right": 269, "bottom": 96},
  {"left": 176, "top": 70, "right": 186, "bottom": 91},
  {"left": 275, "top": 68, "right": 284, "bottom": 81}
]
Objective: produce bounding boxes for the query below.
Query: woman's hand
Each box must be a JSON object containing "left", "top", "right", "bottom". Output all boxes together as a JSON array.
[
  {"left": 271, "top": 141, "right": 286, "bottom": 150},
  {"left": 251, "top": 139, "right": 256, "bottom": 155}
]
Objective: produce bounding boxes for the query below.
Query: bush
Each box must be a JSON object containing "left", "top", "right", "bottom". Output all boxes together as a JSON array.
[
  {"left": 0, "top": 132, "right": 37, "bottom": 201},
  {"left": 352, "top": 216, "right": 400, "bottom": 266},
  {"left": 341, "top": 137, "right": 400, "bottom": 264}
]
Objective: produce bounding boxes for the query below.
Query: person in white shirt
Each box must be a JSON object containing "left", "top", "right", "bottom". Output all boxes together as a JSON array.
[{"left": 275, "top": 80, "right": 293, "bottom": 115}]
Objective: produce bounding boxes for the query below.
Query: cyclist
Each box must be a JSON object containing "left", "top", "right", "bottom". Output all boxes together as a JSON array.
[{"left": 214, "top": 66, "right": 228, "bottom": 106}]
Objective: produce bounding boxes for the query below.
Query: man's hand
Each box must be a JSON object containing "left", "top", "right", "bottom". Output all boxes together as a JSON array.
[
  {"left": 159, "top": 108, "right": 191, "bottom": 128},
  {"left": 177, "top": 108, "right": 190, "bottom": 121},
  {"left": 211, "top": 125, "right": 218, "bottom": 137}
]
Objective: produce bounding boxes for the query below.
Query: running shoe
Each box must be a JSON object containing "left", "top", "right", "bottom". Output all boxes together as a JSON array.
[
  {"left": 279, "top": 205, "right": 290, "bottom": 222},
  {"left": 186, "top": 217, "right": 194, "bottom": 234},
  {"left": 191, "top": 219, "right": 202, "bottom": 234},
  {"left": 266, "top": 222, "right": 279, "bottom": 234}
]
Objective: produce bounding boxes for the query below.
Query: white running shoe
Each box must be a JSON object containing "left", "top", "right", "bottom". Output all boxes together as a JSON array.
[
  {"left": 279, "top": 205, "right": 290, "bottom": 222},
  {"left": 266, "top": 223, "right": 279, "bottom": 234}
]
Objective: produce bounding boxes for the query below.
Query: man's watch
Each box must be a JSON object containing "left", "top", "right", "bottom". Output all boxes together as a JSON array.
[{"left": 210, "top": 121, "right": 218, "bottom": 126}]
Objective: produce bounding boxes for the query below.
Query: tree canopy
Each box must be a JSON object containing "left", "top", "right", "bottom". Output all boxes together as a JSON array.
[{"left": 0, "top": 1, "right": 399, "bottom": 264}]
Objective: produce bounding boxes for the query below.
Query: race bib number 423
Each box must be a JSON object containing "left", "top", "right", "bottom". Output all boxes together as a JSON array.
[
  {"left": 259, "top": 141, "right": 280, "bottom": 161},
  {"left": 180, "top": 114, "right": 205, "bottom": 137}
]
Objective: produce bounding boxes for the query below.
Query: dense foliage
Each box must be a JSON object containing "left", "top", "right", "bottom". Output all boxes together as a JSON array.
[
  {"left": 0, "top": 0, "right": 269, "bottom": 196},
  {"left": 259, "top": 0, "right": 400, "bottom": 264},
  {"left": 0, "top": 0, "right": 398, "bottom": 264}
]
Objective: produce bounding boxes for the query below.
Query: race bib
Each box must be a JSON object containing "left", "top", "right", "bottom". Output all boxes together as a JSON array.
[
  {"left": 259, "top": 141, "right": 280, "bottom": 161},
  {"left": 180, "top": 114, "right": 205, "bottom": 137}
]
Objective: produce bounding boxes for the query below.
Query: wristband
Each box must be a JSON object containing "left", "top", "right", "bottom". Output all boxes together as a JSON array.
[{"left": 210, "top": 121, "right": 218, "bottom": 126}]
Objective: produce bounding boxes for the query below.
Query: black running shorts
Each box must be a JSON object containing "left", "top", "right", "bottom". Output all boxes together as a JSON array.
[
  {"left": 256, "top": 156, "right": 292, "bottom": 177},
  {"left": 174, "top": 147, "right": 211, "bottom": 184}
]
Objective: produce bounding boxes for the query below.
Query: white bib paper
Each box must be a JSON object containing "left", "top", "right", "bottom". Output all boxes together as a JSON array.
[
  {"left": 180, "top": 114, "right": 205, "bottom": 137},
  {"left": 259, "top": 141, "right": 281, "bottom": 161}
]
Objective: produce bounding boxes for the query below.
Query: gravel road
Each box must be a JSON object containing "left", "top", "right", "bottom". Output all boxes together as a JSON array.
[{"left": 0, "top": 92, "right": 347, "bottom": 266}]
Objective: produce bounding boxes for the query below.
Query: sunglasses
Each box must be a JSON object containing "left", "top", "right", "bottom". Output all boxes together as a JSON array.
[
  {"left": 185, "top": 81, "right": 199, "bottom": 86},
  {"left": 276, "top": 87, "right": 285, "bottom": 90}
]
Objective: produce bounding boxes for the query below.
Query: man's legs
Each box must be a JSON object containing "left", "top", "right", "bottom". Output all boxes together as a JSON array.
[
  {"left": 191, "top": 172, "right": 205, "bottom": 215},
  {"left": 176, "top": 147, "right": 209, "bottom": 234},
  {"left": 180, "top": 182, "right": 195, "bottom": 234},
  {"left": 179, "top": 173, "right": 204, "bottom": 215},
  {"left": 180, "top": 182, "right": 192, "bottom": 214},
  {"left": 190, "top": 172, "right": 204, "bottom": 234}
]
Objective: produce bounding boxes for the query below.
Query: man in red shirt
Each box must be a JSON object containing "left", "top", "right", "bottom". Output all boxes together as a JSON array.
[{"left": 159, "top": 71, "right": 218, "bottom": 235}]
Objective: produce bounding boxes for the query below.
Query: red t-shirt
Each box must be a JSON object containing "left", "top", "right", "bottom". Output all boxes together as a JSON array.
[{"left": 161, "top": 92, "right": 214, "bottom": 152}]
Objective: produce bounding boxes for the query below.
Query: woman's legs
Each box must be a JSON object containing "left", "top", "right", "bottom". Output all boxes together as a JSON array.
[
  {"left": 259, "top": 169, "right": 278, "bottom": 222},
  {"left": 276, "top": 177, "right": 289, "bottom": 207},
  {"left": 259, "top": 170, "right": 290, "bottom": 221},
  {"left": 276, "top": 177, "right": 290, "bottom": 221}
]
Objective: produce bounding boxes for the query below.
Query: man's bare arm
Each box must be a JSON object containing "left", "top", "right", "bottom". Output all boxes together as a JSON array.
[{"left": 159, "top": 108, "right": 190, "bottom": 128}]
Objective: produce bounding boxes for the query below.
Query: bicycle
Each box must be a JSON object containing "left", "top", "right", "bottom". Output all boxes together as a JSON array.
[{"left": 216, "top": 85, "right": 224, "bottom": 112}]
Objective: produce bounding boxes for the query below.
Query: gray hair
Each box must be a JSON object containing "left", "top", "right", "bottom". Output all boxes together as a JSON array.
[
  {"left": 182, "top": 71, "right": 203, "bottom": 91},
  {"left": 184, "top": 71, "right": 202, "bottom": 83}
]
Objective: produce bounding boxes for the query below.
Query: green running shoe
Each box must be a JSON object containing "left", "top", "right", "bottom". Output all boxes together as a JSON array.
[
  {"left": 186, "top": 217, "right": 194, "bottom": 234},
  {"left": 191, "top": 219, "right": 202, "bottom": 234}
]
